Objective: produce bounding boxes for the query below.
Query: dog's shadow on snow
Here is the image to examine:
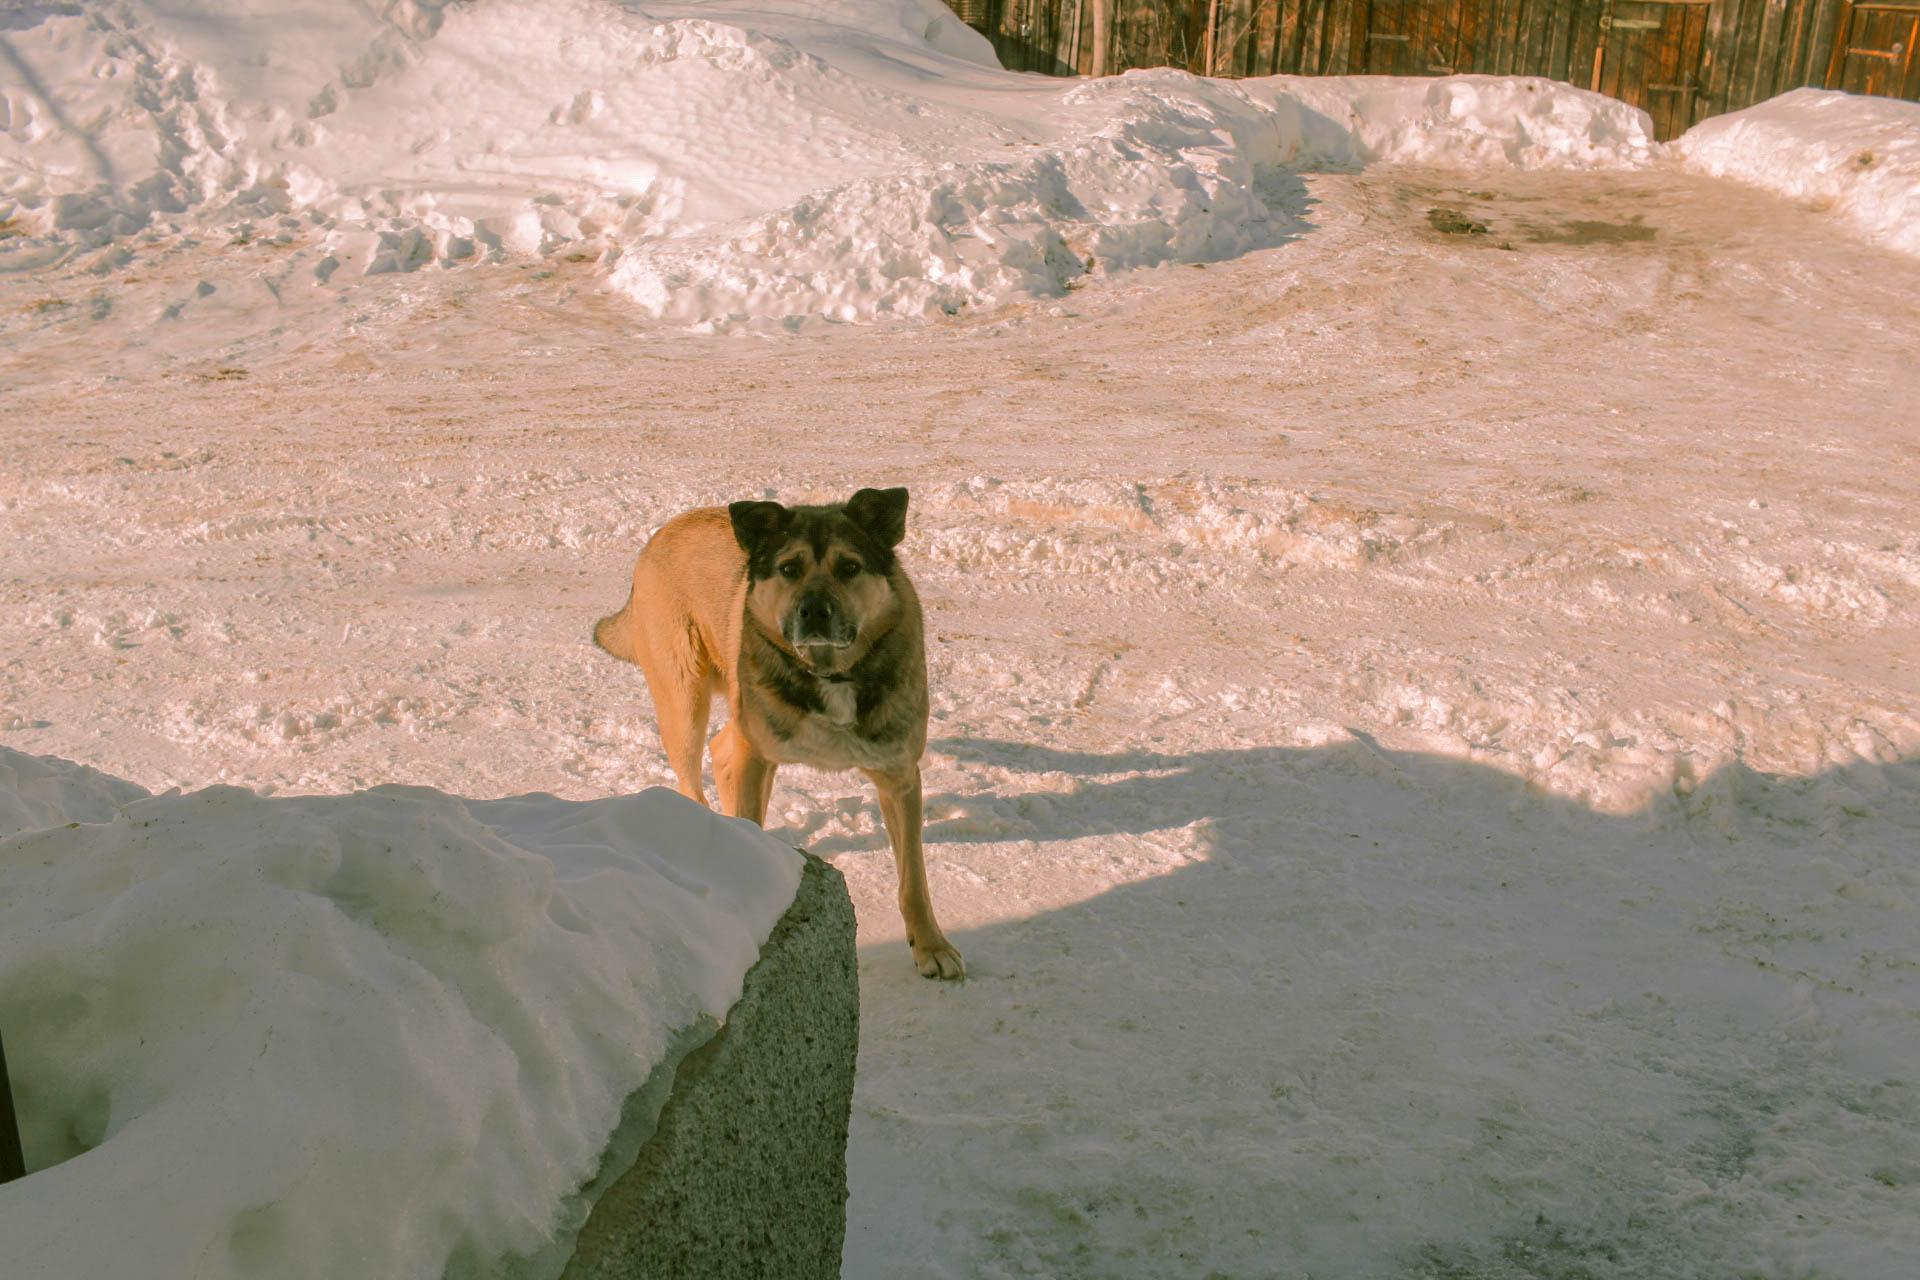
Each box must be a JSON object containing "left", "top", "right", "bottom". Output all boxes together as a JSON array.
[
  {"left": 832, "top": 733, "right": 1918, "bottom": 1276},
  {"left": 819, "top": 730, "right": 1916, "bottom": 983}
]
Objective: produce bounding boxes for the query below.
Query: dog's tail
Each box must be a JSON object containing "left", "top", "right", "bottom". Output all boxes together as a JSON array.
[{"left": 592, "top": 596, "right": 638, "bottom": 664}]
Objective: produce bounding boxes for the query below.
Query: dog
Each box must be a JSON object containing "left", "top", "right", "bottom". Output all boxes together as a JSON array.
[{"left": 593, "top": 487, "right": 963, "bottom": 979}]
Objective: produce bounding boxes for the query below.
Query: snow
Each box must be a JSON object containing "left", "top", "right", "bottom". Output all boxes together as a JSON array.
[
  {"left": 1245, "top": 73, "right": 1659, "bottom": 170},
  {"left": 4, "top": 0, "right": 1658, "bottom": 329},
  {"left": 0, "top": 749, "right": 802, "bottom": 1280},
  {"left": 4, "top": 1, "right": 1920, "bottom": 1277},
  {"left": 5, "top": 149, "right": 1918, "bottom": 1275},
  {"left": 1674, "top": 88, "right": 1920, "bottom": 259}
]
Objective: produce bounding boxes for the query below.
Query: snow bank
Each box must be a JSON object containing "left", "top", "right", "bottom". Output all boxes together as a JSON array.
[
  {"left": 1, "top": 0, "right": 1655, "bottom": 326},
  {"left": 1244, "top": 73, "right": 1657, "bottom": 170},
  {"left": 0, "top": 748, "right": 802, "bottom": 1280},
  {"left": 0, "top": 748, "right": 149, "bottom": 836},
  {"left": 1674, "top": 89, "right": 1920, "bottom": 258}
]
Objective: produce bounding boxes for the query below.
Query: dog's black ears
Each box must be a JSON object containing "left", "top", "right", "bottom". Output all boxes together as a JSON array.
[
  {"left": 845, "top": 487, "right": 908, "bottom": 548},
  {"left": 729, "top": 500, "right": 790, "bottom": 554}
]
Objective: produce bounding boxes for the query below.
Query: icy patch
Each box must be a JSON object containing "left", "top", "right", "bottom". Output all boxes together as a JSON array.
[
  {"left": 0, "top": 748, "right": 801, "bottom": 1280},
  {"left": 1674, "top": 89, "right": 1920, "bottom": 258}
]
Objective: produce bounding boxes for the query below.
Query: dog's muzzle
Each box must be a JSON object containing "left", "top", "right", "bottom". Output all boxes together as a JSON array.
[{"left": 785, "top": 593, "right": 855, "bottom": 650}]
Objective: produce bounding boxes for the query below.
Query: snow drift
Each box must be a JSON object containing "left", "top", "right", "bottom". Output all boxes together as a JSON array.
[
  {"left": 1673, "top": 88, "right": 1920, "bottom": 259},
  {"left": 0, "top": 748, "right": 802, "bottom": 1280},
  {"left": 1, "top": 0, "right": 1657, "bottom": 327},
  {"left": 4, "top": 0, "right": 1911, "bottom": 321}
]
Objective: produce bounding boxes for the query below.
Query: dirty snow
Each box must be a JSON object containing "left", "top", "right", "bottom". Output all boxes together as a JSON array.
[
  {"left": 5, "top": 1, "right": 1920, "bottom": 1277},
  {"left": 0, "top": 749, "right": 801, "bottom": 1280},
  {"left": 1674, "top": 88, "right": 1920, "bottom": 258}
]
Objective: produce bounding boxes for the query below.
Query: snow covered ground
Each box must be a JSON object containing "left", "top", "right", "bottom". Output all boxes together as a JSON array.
[{"left": 5, "top": 1, "right": 1920, "bottom": 1277}]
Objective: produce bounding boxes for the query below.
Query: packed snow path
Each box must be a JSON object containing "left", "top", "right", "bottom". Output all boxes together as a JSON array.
[{"left": 4, "top": 163, "right": 1919, "bottom": 1278}]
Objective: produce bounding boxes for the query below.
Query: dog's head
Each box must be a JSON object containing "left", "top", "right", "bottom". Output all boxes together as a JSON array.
[{"left": 730, "top": 487, "right": 908, "bottom": 673}]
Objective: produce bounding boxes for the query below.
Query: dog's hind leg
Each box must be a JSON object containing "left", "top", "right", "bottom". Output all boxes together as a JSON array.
[
  {"left": 710, "top": 720, "right": 774, "bottom": 824},
  {"left": 867, "top": 764, "right": 964, "bottom": 980},
  {"left": 636, "top": 623, "right": 714, "bottom": 807}
]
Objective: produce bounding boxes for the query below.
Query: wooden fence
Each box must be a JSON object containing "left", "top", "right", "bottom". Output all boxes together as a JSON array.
[{"left": 954, "top": 0, "right": 1920, "bottom": 138}]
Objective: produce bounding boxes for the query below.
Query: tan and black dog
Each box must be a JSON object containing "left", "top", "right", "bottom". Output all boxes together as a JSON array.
[{"left": 593, "top": 487, "right": 962, "bottom": 979}]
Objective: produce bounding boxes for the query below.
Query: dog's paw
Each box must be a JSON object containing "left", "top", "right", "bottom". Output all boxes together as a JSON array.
[{"left": 912, "top": 937, "right": 965, "bottom": 981}]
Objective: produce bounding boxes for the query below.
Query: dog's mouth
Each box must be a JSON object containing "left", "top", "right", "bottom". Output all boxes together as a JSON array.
[
  {"left": 793, "top": 637, "right": 853, "bottom": 669},
  {"left": 784, "top": 619, "right": 857, "bottom": 653}
]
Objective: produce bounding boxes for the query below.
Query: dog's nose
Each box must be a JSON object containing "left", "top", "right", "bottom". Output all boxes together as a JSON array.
[{"left": 797, "top": 595, "right": 833, "bottom": 633}]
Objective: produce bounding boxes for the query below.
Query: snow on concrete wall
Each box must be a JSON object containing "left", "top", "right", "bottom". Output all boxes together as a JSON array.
[
  {"left": 0, "top": 748, "right": 802, "bottom": 1280},
  {"left": 563, "top": 855, "right": 858, "bottom": 1280}
]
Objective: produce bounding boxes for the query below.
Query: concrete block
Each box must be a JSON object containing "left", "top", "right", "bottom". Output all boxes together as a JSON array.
[{"left": 561, "top": 854, "right": 858, "bottom": 1280}]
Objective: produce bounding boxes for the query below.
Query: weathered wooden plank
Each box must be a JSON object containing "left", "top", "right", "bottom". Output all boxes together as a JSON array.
[
  {"left": 1458, "top": 0, "right": 1487, "bottom": 69},
  {"left": 1697, "top": 0, "right": 1737, "bottom": 114},
  {"left": 1796, "top": 0, "right": 1850, "bottom": 87},
  {"left": 1679, "top": 2, "right": 1714, "bottom": 129},
  {"left": 1563, "top": 0, "right": 1603, "bottom": 92},
  {"left": 1476, "top": 0, "right": 1504, "bottom": 70},
  {"left": 1492, "top": 0, "right": 1526, "bottom": 72},
  {"left": 1751, "top": 0, "right": 1793, "bottom": 98},
  {"left": 1521, "top": 0, "right": 1558, "bottom": 80},
  {"left": 1727, "top": 0, "right": 1771, "bottom": 106},
  {"left": 1500, "top": 0, "right": 1535, "bottom": 74},
  {"left": 1773, "top": 0, "right": 1814, "bottom": 90},
  {"left": 1821, "top": 0, "right": 1856, "bottom": 86},
  {"left": 1544, "top": 0, "right": 1574, "bottom": 80},
  {"left": 1597, "top": 0, "right": 1622, "bottom": 95},
  {"left": 1617, "top": 3, "right": 1650, "bottom": 102}
]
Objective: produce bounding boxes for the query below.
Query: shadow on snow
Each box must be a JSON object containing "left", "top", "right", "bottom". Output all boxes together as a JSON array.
[{"left": 835, "top": 734, "right": 1919, "bottom": 1279}]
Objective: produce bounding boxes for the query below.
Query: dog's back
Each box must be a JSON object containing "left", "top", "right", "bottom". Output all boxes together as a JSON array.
[{"left": 593, "top": 507, "right": 745, "bottom": 668}]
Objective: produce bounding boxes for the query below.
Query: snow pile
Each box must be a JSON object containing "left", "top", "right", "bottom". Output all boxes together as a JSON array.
[
  {"left": 0, "top": 747, "right": 148, "bottom": 836},
  {"left": 1674, "top": 89, "right": 1920, "bottom": 258},
  {"left": 1246, "top": 74, "right": 1658, "bottom": 170},
  {"left": 0, "top": 748, "right": 801, "bottom": 1280},
  {"left": 1, "top": 0, "right": 1657, "bottom": 326}
]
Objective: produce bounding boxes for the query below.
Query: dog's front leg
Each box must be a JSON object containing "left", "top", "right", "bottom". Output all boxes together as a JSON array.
[
  {"left": 866, "top": 764, "right": 964, "bottom": 980},
  {"left": 711, "top": 721, "right": 775, "bottom": 825}
]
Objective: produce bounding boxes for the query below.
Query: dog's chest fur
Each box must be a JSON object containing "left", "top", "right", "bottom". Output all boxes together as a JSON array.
[
  {"left": 774, "top": 701, "right": 904, "bottom": 770},
  {"left": 818, "top": 678, "right": 859, "bottom": 726}
]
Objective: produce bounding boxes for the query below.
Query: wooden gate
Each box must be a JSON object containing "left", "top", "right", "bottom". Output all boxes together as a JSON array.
[
  {"left": 1590, "top": 0, "right": 1713, "bottom": 140},
  {"left": 1358, "top": 0, "right": 1482, "bottom": 74},
  {"left": 1825, "top": 1, "right": 1920, "bottom": 97}
]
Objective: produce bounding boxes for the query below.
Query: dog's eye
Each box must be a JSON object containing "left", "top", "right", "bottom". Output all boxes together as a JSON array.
[
  {"left": 834, "top": 559, "right": 862, "bottom": 581},
  {"left": 778, "top": 560, "right": 803, "bottom": 580}
]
